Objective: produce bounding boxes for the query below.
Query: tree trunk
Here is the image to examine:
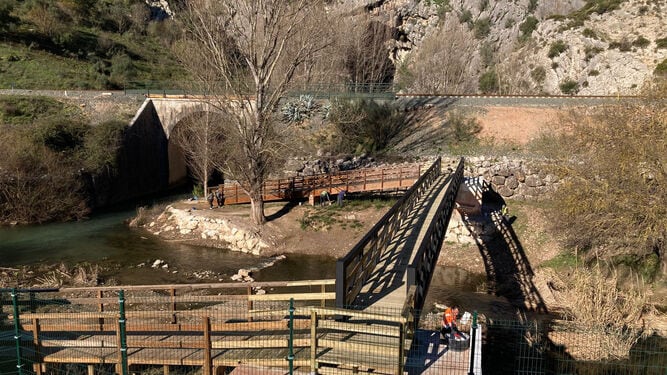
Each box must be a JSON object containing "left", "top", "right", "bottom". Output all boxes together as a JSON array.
[{"left": 250, "top": 194, "right": 265, "bottom": 225}]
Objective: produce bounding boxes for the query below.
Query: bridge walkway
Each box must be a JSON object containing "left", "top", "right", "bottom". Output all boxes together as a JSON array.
[{"left": 352, "top": 173, "right": 453, "bottom": 311}]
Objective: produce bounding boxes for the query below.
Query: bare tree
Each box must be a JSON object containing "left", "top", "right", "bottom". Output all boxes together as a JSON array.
[
  {"left": 400, "top": 19, "right": 478, "bottom": 94},
  {"left": 176, "top": 0, "right": 328, "bottom": 224},
  {"left": 170, "top": 110, "right": 226, "bottom": 196},
  {"left": 339, "top": 17, "right": 396, "bottom": 89}
]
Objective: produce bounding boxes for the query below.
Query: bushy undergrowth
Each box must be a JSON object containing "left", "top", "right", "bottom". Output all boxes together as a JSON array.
[
  {"left": 322, "top": 99, "right": 408, "bottom": 155},
  {"left": 0, "top": 96, "right": 126, "bottom": 224},
  {"left": 543, "top": 81, "right": 666, "bottom": 279}
]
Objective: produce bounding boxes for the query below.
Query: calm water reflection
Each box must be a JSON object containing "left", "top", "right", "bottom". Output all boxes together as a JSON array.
[{"left": 0, "top": 209, "right": 336, "bottom": 285}]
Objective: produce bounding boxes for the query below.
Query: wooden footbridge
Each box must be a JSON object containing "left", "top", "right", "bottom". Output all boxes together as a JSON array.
[
  {"left": 1, "top": 158, "right": 483, "bottom": 375},
  {"left": 208, "top": 164, "right": 423, "bottom": 206}
]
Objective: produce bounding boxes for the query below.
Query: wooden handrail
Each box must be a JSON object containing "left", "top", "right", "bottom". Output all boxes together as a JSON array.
[{"left": 206, "top": 163, "right": 422, "bottom": 205}]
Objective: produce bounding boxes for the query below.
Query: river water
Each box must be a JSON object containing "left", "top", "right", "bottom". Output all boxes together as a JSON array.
[{"left": 0, "top": 206, "right": 502, "bottom": 313}]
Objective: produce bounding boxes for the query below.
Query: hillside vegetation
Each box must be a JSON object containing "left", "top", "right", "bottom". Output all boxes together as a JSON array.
[
  {"left": 0, "top": 95, "right": 126, "bottom": 223},
  {"left": 0, "top": 0, "right": 182, "bottom": 89},
  {"left": 1, "top": 0, "right": 665, "bottom": 95}
]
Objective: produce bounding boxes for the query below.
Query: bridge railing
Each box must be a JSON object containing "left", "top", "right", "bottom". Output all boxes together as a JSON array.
[
  {"left": 335, "top": 157, "right": 442, "bottom": 308},
  {"left": 406, "top": 157, "right": 464, "bottom": 316},
  {"left": 208, "top": 164, "right": 422, "bottom": 205}
]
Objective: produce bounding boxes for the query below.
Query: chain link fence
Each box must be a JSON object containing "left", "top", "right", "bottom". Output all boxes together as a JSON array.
[{"left": 1, "top": 288, "right": 665, "bottom": 375}]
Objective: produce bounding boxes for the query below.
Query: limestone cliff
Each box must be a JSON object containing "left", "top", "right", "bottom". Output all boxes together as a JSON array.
[{"left": 331, "top": 0, "right": 666, "bottom": 95}]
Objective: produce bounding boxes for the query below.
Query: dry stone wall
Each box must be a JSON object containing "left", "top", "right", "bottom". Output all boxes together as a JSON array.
[
  {"left": 443, "top": 155, "right": 561, "bottom": 246},
  {"left": 443, "top": 156, "right": 560, "bottom": 200}
]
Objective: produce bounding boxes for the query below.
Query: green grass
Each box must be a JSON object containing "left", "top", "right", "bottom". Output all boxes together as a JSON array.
[
  {"left": 540, "top": 252, "right": 579, "bottom": 270},
  {"left": 298, "top": 197, "right": 395, "bottom": 231},
  {"left": 0, "top": 95, "right": 82, "bottom": 124},
  {"left": 0, "top": 24, "right": 184, "bottom": 90},
  {"left": 0, "top": 44, "right": 94, "bottom": 89}
]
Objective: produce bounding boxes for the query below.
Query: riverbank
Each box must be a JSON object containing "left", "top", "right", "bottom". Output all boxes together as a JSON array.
[{"left": 131, "top": 197, "right": 394, "bottom": 259}]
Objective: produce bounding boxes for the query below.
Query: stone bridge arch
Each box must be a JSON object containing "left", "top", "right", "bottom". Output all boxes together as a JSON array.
[{"left": 126, "top": 98, "right": 224, "bottom": 188}]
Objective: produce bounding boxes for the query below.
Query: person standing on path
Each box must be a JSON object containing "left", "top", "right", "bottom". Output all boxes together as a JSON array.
[{"left": 207, "top": 192, "right": 214, "bottom": 209}]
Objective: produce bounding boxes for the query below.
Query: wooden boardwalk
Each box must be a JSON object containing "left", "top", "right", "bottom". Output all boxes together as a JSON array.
[{"left": 209, "top": 164, "right": 423, "bottom": 205}]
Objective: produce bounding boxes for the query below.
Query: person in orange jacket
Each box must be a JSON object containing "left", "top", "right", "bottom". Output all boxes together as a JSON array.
[{"left": 441, "top": 305, "right": 465, "bottom": 344}]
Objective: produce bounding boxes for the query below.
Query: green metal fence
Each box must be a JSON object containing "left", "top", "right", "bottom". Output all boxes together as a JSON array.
[{"left": 1, "top": 288, "right": 666, "bottom": 375}]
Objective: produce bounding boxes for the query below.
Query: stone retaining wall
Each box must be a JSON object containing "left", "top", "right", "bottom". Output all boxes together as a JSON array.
[
  {"left": 443, "top": 156, "right": 562, "bottom": 246},
  {"left": 443, "top": 156, "right": 561, "bottom": 200}
]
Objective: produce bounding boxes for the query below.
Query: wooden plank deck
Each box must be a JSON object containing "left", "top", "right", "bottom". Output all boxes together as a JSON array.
[{"left": 352, "top": 174, "right": 453, "bottom": 312}]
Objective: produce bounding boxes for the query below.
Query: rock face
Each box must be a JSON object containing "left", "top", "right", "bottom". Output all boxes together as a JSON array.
[
  {"left": 158, "top": 0, "right": 664, "bottom": 95},
  {"left": 342, "top": 0, "right": 666, "bottom": 95}
]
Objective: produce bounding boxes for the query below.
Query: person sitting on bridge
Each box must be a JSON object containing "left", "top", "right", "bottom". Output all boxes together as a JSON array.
[{"left": 441, "top": 305, "right": 465, "bottom": 345}]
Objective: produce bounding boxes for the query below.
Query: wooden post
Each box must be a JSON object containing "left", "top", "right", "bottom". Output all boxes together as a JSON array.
[
  {"left": 170, "top": 289, "right": 176, "bottom": 324},
  {"left": 363, "top": 170, "right": 367, "bottom": 191},
  {"left": 310, "top": 310, "right": 318, "bottom": 374},
  {"left": 163, "top": 365, "right": 169, "bottom": 375},
  {"left": 115, "top": 320, "right": 122, "bottom": 375},
  {"left": 381, "top": 169, "right": 385, "bottom": 191},
  {"left": 97, "top": 291, "right": 104, "bottom": 331},
  {"left": 247, "top": 285, "right": 253, "bottom": 321},
  {"left": 321, "top": 284, "right": 326, "bottom": 307},
  {"left": 87, "top": 364, "right": 95, "bottom": 375},
  {"left": 31, "top": 318, "right": 42, "bottom": 375},
  {"left": 399, "top": 168, "right": 403, "bottom": 187},
  {"left": 203, "top": 317, "right": 212, "bottom": 375},
  {"left": 235, "top": 185, "right": 239, "bottom": 204},
  {"left": 397, "top": 323, "right": 405, "bottom": 375}
]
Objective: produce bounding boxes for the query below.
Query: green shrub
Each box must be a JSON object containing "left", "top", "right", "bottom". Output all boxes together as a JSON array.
[
  {"left": 548, "top": 40, "right": 569, "bottom": 58},
  {"left": 584, "top": 45, "right": 603, "bottom": 61},
  {"left": 531, "top": 66, "right": 546, "bottom": 83},
  {"left": 447, "top": 111, "right": 482, "bottom": 144},
  {"left": 563, "top": 0, "right": 626, "bottom": 29},
  {"left": 473, "top": 17, "right": 491, "bottom": 39},
  {"left": 588, "top": 69, "right": 599, "bottom": 76},
  {"left": 32, "top": 118, "right": 87, "bottom": 155},
  {"left": 326, "top": 99, "right": 407, "bottom": 155},
  {"left": 458, "top": 9, "right": 472, "bottom": 26},
  {"left": 551, "top": 62, "right": 559, "bottom": 69},
  {"left": 657, "top": 37, "right": 667, "bottom": 49},
  {"left": 559, "top": 79, "right": 579, "bottom": 94},
  {"left": 0, "top": 96, "right": 68, "bottom": 125},
  {"left": 528, "top": 0, "right": 539, "bottom": 13},
  {"left": 504, "top": 17, "right": 515, "bottom": 28},
  {"left": 582, "top": 28, "right": 597, "bottom": 39},
  {"left": 609, "top": 39, "right": 632, "bottom": 51},
  {"left": 519, "top": 16, "right": 538, "bottom": 41},
  {"left": 84, "top": 120, "right": 127, "bottom": 173},
  {"left": 632, "top": 36, "right": 650, "bottom": 48},
  {"left": 478, "top": 69, "right": 499, "bottom": 93},
  {"left": 655, "top": 59, "right": 667, "bottom": 76},
  {"left": 479, "top": 42, "right": 494, "bottom": 67},
  {"left": 479, "top": 0, "right": 489, "bottom": 11}
]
